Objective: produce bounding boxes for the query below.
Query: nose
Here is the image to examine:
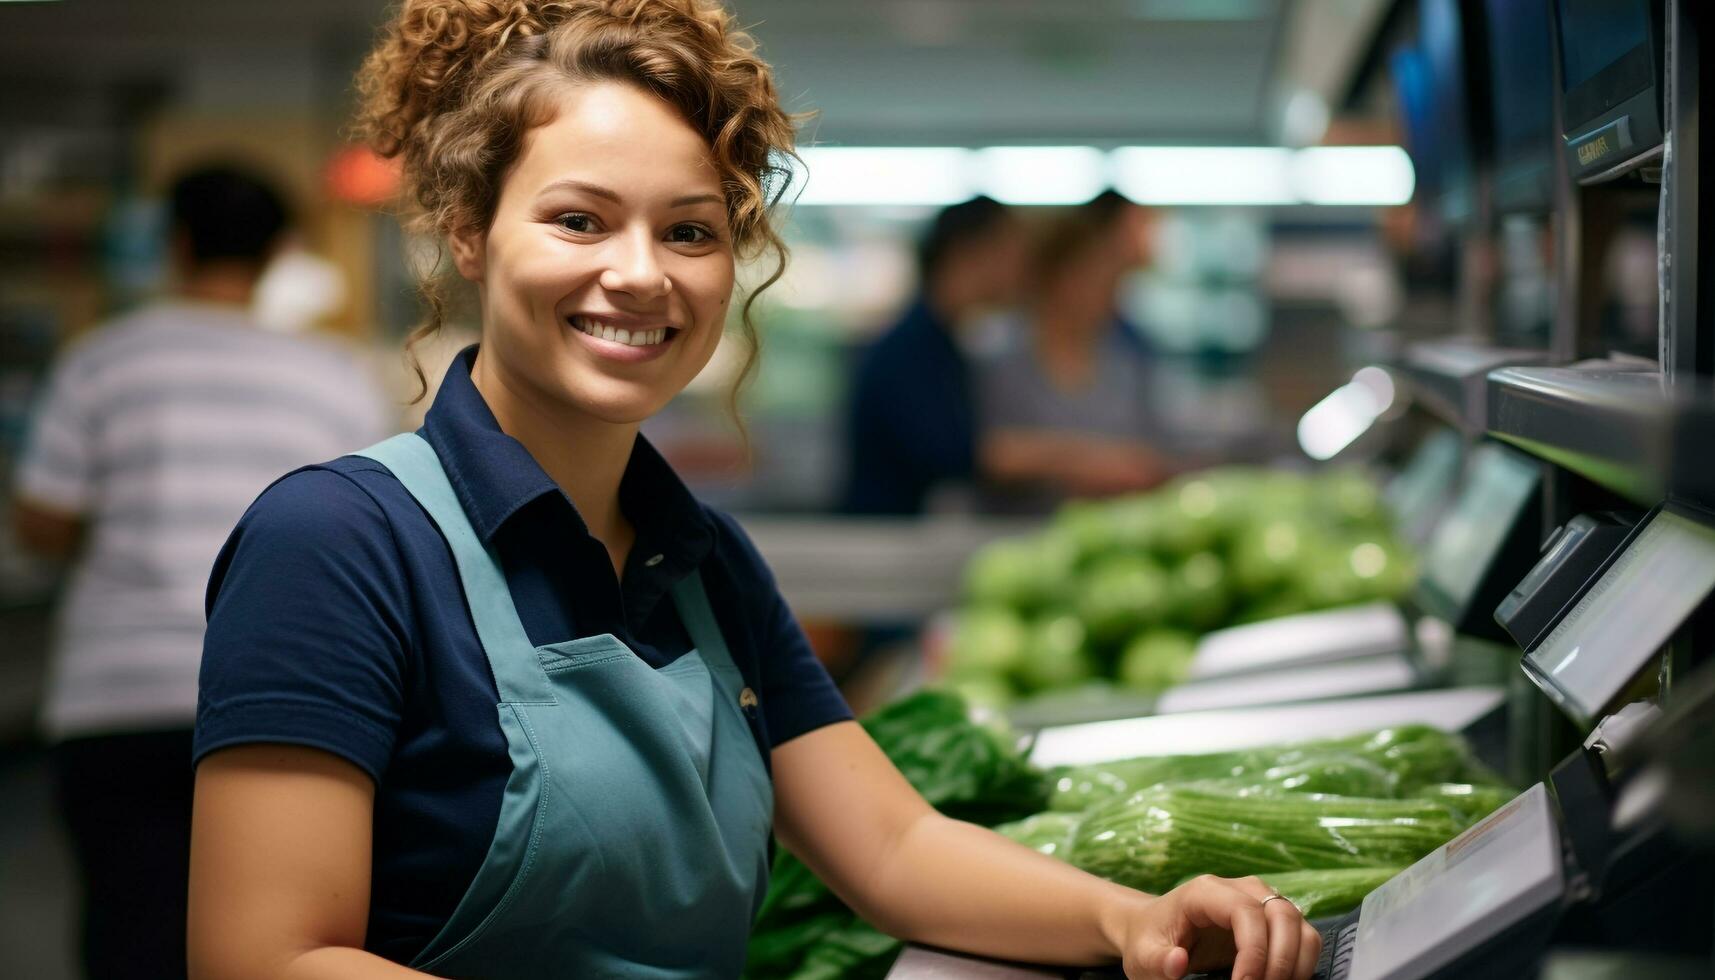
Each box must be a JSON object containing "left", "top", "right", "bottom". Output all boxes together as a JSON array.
[{"left": 598, "top": 226, "right": 672, "bottom": 300}]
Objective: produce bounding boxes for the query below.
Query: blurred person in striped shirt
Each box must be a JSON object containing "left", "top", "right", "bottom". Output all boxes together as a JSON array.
[{"left": 10, "top": 164, "right": 392, "bottom": 980}]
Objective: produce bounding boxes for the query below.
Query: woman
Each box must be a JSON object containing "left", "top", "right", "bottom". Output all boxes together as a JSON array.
[
  {"left": 187, "top": 3, "right": 1318, "bottom": 978},
  {"left": 979, "top": 201, "right": 1169, "bottom": 513}
]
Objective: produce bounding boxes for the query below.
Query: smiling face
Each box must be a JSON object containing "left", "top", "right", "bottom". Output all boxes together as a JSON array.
[{"left": 453, "top": 80, "right": 735, "bottom": 426}]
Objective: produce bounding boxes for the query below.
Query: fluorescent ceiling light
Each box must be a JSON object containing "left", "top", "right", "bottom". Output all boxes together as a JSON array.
[
  {"left": 791, "top": 147, "right": 973, "bottom": 207},
  {"left": 787, "top": 145, "right": 1415, "bottom": 208},
  {"left": 1112, "top": 146, "right": 1294, "bottom": 206},
  {"left": 974, "top": 146, "right": 1106, "bottom": 205},
  {"left": 1293, "top": 146, "right": 1416, "bottom": 206},
  {"left": 1130, "top": 0, "right": 1264, "bottom": 20}
]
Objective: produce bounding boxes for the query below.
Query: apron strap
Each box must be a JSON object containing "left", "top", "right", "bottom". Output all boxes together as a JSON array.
[
  {"left": 670, "top": 571, "right": 742, "bottom": 679},
  {"left": 356, "top": 433, "right": 556, "bottom": 705}
]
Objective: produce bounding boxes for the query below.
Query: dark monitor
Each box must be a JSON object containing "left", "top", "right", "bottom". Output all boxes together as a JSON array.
[
  {"left": 1421, "top": 0, "right": 1481, "bottom": 224},
  {"left": 1391, "top": 45, "right": 1443, "bottom": 209},
  {"left": 1553, "top": 0, "right": 1663, "bottom": 182},
  {"left": 1524, "top": 505, "right": 1715, "bottom": 729},
  {"left": 1413, "top": 444, "right": 1543, "bottom": 640},
  {"left": 1483, "top": 0, "right": 1557, "bottom": 213},
  {"left": 1385, "top": 429, "right": 1464, "bottom": 549}
]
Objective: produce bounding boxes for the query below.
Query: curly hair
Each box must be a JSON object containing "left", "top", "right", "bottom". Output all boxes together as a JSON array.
[{"left": 353, "top": 0, "right": 798, "bottom": 420}]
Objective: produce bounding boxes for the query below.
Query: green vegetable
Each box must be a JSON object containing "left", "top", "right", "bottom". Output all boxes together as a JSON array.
[
  {"left": 946, "top": 607, "right": 1028, "bottom": 682},
  {"left": 1409, "top": 783, "right": 1516, "bottom": 827},
  {"left": 1016, "top": 614, "right": 1095, "bottom": 693},
  {"left": 747, "top": 690, "right": 1050, "bottom": 977},
  {"left": 965, "top": 537, "right": 1073, "bottom": 612},
  {"left": 943, "top": 675, "right": 1015, "bottom": 711},
  {"left": 950, "top": 466, "right": 1417, "bottom": 699},
  {"left": 1230, "top": 519, "right": 1313, "bottom": 595},
  {"left": 994, "top": 812, "right": 1083, "bottom": 858},
  {"left": 864, "top": 690, "right": 1048, "bottom": 826},
  {"left": 1170, "top": 552, "right": 1231, "bottom": 629},
  {"left": 780, "top": 921, "right": 900, "bottom": 980},
  {"left": 1228, "top": 753, "right": 1398, "bottom": 798},
  {"left": 1316, "top": 468, "right": 1387, "bottom": 530},
  {"left": 1069, "top": 784, "right": 1463, "bottom": 894},
  {"left": 1256, "top": 867, "right": 1402, "bottom": 920},
  {"left": 1155, "top": 478, "right": 1227, "bottom": 558},
  {"left": 1116, "top": 630, "right": 1197, "bottom": 693},
  {"left": 1075, "top": 555, "right": 1171, "bottom": 645},
  {"left": 1048, "top": 726, "right": 1475, "bottom": 812}
]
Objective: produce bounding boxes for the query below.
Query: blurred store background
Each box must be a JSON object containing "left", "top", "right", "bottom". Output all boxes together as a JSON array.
[{"left": 0, "top": 0, "right": 1698, "bottom": 977}]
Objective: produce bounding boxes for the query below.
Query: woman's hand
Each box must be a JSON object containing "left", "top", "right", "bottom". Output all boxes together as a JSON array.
[{"left": 1113, "top": 875, "right": 1320, "bottom": 980}]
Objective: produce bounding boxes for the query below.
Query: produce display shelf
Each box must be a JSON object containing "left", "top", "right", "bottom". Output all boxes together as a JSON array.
[
  {"left": 1397, "top": 339, "right": 1550, "bottom": 437},
  {"left": 739, "top": 516, "right": 1036, "bottom": 620},
  {"left": 1026, "top": 686, "right": 1506, "bottom": 768},
  {"left": 1485, "top": 362, "right": 1715, "bottom": 506}
]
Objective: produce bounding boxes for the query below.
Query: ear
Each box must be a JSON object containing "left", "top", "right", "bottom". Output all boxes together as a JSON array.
[{"left": 449, "top": 225, "right": 486, "bottom": 282}]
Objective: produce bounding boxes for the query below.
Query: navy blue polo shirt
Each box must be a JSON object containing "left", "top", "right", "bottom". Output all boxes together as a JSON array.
[
  {"left": 194, "top": 346, "right": 851, "bottom": 964},
  {"left": 840, "top": 298, "right": 976, "bottom": 515}
]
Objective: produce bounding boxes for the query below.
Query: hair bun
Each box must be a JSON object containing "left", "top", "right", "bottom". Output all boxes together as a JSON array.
[{"left": 355, "top": 1, "right": 568, "bottom": 158}]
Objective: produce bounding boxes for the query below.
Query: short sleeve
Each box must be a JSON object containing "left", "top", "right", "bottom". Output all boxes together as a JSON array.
[
  {"left": 195, "top": 467, "right": 414, "bottom": 780},
  {"left": 15, "top": 349, "right": 97, "bottom": 513},
  {"left": 708, "top": 511, "right": 852, "bottom": 747}
]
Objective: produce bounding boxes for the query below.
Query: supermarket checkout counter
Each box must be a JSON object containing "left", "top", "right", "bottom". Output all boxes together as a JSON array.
[{"left": 888, "top": 502, "right": 1715, "bottom": 979}]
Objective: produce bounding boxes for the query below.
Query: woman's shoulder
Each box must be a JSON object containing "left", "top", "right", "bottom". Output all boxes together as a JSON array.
[
  {"left": 218, "top": 454, "right": 442, "bottom": 590},
  {"left": 699, "top": 505, "right": 769, "bottom": 578},
  {"left": 239, "top": 455, "right": 412, "bottom": 538}
]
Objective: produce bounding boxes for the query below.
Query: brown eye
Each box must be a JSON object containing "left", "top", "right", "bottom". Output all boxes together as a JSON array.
[
  {"left": 556, "top": 213, "right": 596, "bottom": 233},
  {"left": 668, "top": 223, "right": 714, "bottom": 244}
]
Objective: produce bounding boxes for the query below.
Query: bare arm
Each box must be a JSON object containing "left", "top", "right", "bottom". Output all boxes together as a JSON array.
[
  {"left": 189, "top": 745, "right": 429, "bottom": 980},
  {"left": 772, "top": 721, "right": 1319, "bottom": 980},
  {"left": 11, "top": 498, "right": 84, "bottom": 561}
]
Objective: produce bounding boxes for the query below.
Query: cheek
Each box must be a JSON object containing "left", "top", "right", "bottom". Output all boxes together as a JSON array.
[{"left": 676, "top": 258, "right": 735, "bottom": 324}]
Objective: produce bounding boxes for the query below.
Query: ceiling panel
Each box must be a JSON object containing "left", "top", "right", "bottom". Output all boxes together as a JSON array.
[{"left": 0, "top": 0, "right": 1288, "bottom": 143}]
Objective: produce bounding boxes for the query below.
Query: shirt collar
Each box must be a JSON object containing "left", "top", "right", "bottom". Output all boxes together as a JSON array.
[{"left": 421, "top": 346, "right": 714, "bottom": 564}]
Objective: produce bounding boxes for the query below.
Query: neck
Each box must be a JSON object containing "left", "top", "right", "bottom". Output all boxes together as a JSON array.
[
  {"left": 469, "top": 349, "right": 637, "bottom": 555},
  {"left": 177, "top": 265, "right": 260, "bottom": 307},
  {"left": 925, "top": 278, "right": 973, "bottom": 328}
]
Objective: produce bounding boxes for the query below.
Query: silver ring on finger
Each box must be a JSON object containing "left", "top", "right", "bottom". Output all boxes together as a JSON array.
[{"left": 1261, "top": 893, "right": 1299, "bottom": 915}]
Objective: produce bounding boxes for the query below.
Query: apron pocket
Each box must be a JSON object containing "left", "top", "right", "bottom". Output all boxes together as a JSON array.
[{"left": 536, "top": 634, "right": 631, "bottom": 673}]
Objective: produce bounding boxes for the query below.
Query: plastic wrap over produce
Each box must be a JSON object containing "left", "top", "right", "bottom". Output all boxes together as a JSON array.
[
  {"left": 1047, "top": 724, "right": 1478, "bottom": 812},
  {"left": 1068, "top": 784, "right": 1465, "bottom": 894}
]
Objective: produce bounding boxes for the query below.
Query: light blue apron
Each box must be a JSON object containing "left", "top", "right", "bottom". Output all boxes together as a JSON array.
[{"left": 357, "top": 434, "right": 773, "bottom": 979}]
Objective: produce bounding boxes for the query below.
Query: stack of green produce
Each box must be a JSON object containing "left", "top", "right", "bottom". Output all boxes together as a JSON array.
[
  {"left": 947, "top": 468, "right": 1416, "bottom": 706},
  {"left": 1047, "top": 725, "right": 1479, "bottom": 812},
  {"left": 746, "top": 690, "right": 1050, "bottom": 979},
  {"left": 1069, "top": 785, "right": 1465, "bottom": 894},
  {"left": 994, "top": 725, "right": 1514, "bottom": 921},
  {"left": 749, "top": 691, "right": 1514, "bottom": 977}
]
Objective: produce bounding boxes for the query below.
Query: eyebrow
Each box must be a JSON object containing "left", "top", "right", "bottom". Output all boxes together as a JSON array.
[{"left": 537, "top": 179, "right": 723, "bottom": 209}]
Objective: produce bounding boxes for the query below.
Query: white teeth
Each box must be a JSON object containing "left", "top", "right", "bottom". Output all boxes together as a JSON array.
[{"left": 570, "top": 317, "right": 671, "bottom": 347}]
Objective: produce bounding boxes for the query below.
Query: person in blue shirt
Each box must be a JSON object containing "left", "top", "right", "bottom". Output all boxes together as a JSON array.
[
  {"left": 187, "top": 2, "right": 1319, "bottom": 979},
  {"left": 841, "top": 197, "right": 1027, "bottom": 515}
]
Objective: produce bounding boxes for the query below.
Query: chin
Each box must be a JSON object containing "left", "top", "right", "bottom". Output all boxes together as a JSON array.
[{"left": 558, "top": 379, "right": 675, "bottom": 426}]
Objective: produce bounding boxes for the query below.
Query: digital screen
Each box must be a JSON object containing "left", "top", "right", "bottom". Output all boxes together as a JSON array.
[
  {"left": 1421, "top": 446, "right": 1540, "bottom": 611},
  {"left": 1421, "top": 0, "right": 1473, "bottom": 215},
  {"left": 1527, "top": 509, "right": 1715, "bottom": 726},
  {"left": 1555, "top": 0, "right": 1651, "bottom": 90},
  {"left": 1484, "top": 0, "right": 1555, "bottom": 174},
  {"left": 1385, "top": 430, "right": 1463, "bottom": 547}
]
